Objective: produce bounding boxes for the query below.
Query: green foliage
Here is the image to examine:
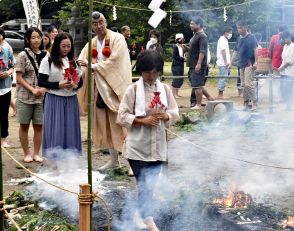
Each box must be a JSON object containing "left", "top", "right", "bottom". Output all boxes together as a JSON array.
[
  {"left": 104, "top": 167, "right": 130, "bottom": 181},
  {"left": 174, "top": 121, "right": 193, "bottom": 132},
  {"left": 0, "top": 0, "right": 285, "bottom": 48},
  {"left": 164, "top": 45, "right": 173, "bottom": 62},
  {"left": 5, "top": 191, "right": 29, "bottom": 207},
  {"left": 8, "top": 210, "right": 78, "bottom": 231},
  {"left": 5, "top": 191, "right": 77, "bottom": 230}
]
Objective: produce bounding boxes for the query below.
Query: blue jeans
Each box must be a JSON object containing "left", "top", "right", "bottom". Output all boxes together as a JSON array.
[
  {"left": 280, "top": 75, "right": 294, "bottom": 104},
  {"left": 218, "top": 66, "right": 229, "bottom": 92}
]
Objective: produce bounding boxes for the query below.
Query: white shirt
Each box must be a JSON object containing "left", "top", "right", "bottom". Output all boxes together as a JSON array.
[
  {"left": 39, "top": 56, "right": 82, "bottom": 97},
  {"left": 216, "top": 35, "right": 230, "bottom": 66},
  {"left": 96, "top": 38, "right": 105, "bottom": 62},
  {"left": 177, "top": 44, "right": 183, "bottom": 57},
  {"left": 281, "top": 43, "right": 294, "bottom": 77},
  {"left": 146, "top": 40, "right": 152, "bottom": 50}
]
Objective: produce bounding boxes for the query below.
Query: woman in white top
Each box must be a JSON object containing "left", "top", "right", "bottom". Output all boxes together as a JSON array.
[
  {"left": 278, "top": 31, "right": 294, "bottom": 110},
  {"left": 38, "top": 32, "right": 83, "bottom": 159}
]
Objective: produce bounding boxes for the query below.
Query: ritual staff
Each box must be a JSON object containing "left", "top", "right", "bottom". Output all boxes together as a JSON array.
[
  {"left": 77, "top": 11, "right": 132, "bottom": 170},
  {"left": 38, "top": 32, "right": 83, "bottom": 159},
  {"left": 117, "top": 50, "right": 179, "bottom": 230}
]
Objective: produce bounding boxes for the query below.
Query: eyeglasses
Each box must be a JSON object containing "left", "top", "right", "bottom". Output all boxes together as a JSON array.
[{"left": 92, "top": 11, "right": 100, "bottom": 19}]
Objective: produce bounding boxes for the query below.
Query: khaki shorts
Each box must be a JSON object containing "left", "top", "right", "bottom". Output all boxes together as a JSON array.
[{"left": 16, "top": 100, "right": 43, "bottom": 125}]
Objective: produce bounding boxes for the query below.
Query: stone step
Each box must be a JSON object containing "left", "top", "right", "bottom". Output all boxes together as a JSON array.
[{"left": 206, "top": 100, "right": 234, "bottom": 120}]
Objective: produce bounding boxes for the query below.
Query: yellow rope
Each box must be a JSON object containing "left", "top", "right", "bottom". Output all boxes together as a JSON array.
[
  {"left": 1, "top": 146, "right": 78, "bottom": 196},
  {"left": 165, "top": 128, "right": 294, "bottom": 171},
  {"left": 1, "top": 146, "right": 111, "bottom": 230},
  {"left": 78, "top": 192, "right": 110, "bottom": 231},
  {"left": 4, "top": 209, "right": 22, "bottom": 231}
]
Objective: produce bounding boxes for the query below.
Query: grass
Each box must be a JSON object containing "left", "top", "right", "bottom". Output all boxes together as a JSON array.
[
  {"left": 104, "top": 167, "right": 130, "bottom": 181},
  {"left": 162, "top": 61, "right": 239, "bottom": 77}
]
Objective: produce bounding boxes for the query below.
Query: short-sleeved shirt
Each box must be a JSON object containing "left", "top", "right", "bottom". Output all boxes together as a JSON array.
[
  {"left": 269, "top": 33, "right": 283, "bottom": 69},
  {"left": 39, "top": 56, "right": 82, "bottom": 97},
  {"left": 15, "top": 48, "right": 45, "bottom": 104},
  {"left": 0, "top": 43, "right": 14, "bottom": 95},
  {"left": 188, "top": 31, "right": 208, "bottom": 69},
  {"left": 216, "top": 35, "right": 230, "bottom": 66},
  {"left": 235, "top": 34, "right": 258, "bottom": 68},
  {"left": 280, "top": 43, "right": 294, "bottom": 77}
]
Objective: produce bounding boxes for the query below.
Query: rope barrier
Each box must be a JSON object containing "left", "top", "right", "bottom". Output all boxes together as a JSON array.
[
  {"left": 1, "top": 146, "right": 111, "bottom": 231},
  {"left": 77, "top": 192, "right": 110, "bottom": 230},
  {"left": 93, "top": 0, "right": 261, "bottom": 13},
  {"left": 165, "top": 128, "right": 294, "bottom": 171},
  {"left": 1, "top": 146, "right": 78, "bottom": 196},
  {"left": 133, "top": 75, "right": 277, "bottom": 80}
]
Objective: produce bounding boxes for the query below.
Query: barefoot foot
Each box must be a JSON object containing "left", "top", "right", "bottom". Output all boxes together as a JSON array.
[
  {"left": 145, "top": 216, "right": 159, "bottom": 231},
  {"left": 24, "top": 155, "right": 33, "bottom": 163},
  {"left": 33, "top": 155, "right": 43, "bottom": 163},
  {"left": 133, "top": 210, "right": 147, "bottom": 230}
]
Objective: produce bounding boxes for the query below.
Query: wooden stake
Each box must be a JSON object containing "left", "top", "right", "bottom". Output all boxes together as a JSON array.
[
  {"left": 86, "top": 0, "right": 94, "bottom": 230},
  {"left": 79, "top": 184, "right": 91, "bottom": 231},
  {"left": 0, "top": 124, "right": 4, "bottom": 230}
]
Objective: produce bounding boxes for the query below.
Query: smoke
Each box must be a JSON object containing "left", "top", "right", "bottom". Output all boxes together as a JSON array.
[
  {"left": 114, "top": 103, "right": 294, "bottom": 230},
  {"left": 23, "top": 104, "right": 294, "bottom": 229},
  {"left": 27, "top": 149, "right": 106, "bottom": 218}
]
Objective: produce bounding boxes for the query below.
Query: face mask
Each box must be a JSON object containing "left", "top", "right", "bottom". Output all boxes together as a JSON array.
[
  {"left": 150, "top": 37, "right": 158, "bottom": 44},
  {"left": 177, "top": 38, "right": 184, "bottom": 44},
  {"left": 227, "top": 34, "right": 232, "bottom": 40}
]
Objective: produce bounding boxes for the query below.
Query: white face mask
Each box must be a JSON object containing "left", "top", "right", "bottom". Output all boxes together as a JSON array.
[
  {"left": 150, "top": 37, "right": 158, "bottom": 44},
  {"left": 227, "top": 33, "right": 232, "bottom": 40}
]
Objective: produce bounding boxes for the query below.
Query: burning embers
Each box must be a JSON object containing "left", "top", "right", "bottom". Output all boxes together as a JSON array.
[{"left": 213, "top": 190, "right": 253, "bottom": 208}]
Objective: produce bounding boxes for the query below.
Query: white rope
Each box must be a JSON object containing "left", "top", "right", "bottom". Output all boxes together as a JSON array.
[{"left": 93, "top": 0, "right": 262, "bottom": 13}]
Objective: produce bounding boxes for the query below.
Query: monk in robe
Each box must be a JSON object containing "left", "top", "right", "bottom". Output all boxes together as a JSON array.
[{"left": 78, "top": 11, "right": 132, "bottom": 170}]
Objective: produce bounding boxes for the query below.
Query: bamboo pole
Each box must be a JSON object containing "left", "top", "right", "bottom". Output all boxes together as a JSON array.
[
  {"left": 4, "top": 210, "right": 22, "bottom": 231},
  {"left": 79, "top": 184, "right": 91, "bottom": 231},
  {"left": 87, "top": 0, "right": 94, "bottom": 230},
  {"left": 0, "top": 124, "right": 4, "bottom": 230}
]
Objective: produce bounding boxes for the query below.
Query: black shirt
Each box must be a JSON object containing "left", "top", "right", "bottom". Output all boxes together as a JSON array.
[
  {"left": 234, "top": 34, "right": 258, "bottom": 68},
  {"left": 188, "top": 31, "right": 208, "bottom": 69}
]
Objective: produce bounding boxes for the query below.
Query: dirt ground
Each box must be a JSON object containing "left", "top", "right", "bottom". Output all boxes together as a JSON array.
[{"left": 1, "top": 80, "right": 258, "bottom": 197}]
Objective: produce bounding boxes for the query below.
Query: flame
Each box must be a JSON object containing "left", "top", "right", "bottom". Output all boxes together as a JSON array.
[{"left": 213, "top": 190, "right": 253, "bottom": 208}]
